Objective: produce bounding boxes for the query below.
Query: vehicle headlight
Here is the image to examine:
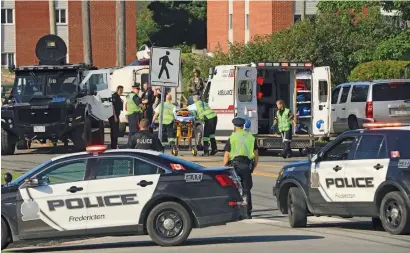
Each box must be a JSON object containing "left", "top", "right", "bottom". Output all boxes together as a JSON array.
[{"left": 278, "top": 168, "right": 284, "bottom": 178}]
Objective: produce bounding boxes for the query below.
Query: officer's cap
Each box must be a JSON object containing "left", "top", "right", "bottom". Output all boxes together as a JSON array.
[
  {"left": 132, "top": 83, "right": 141, "bottom": 89},
  {"left": 232, "top": 117, "right": 245, "bottom": 127}
]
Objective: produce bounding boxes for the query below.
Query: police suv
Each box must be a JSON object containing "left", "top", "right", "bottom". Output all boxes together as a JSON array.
[
  {"left": 1, "top": 146, "right": 245, "bottom": 249},
  {"left": 273, "top": 122, "right": 410, "bottom": 235}
]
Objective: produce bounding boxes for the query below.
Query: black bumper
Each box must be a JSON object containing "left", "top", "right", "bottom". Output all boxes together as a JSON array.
[
  {"left": 3, "top": 121, "right": 82, "bottom": 139},
  {"left": 196, "top": 206, "right": 246, "bottom": 228}
]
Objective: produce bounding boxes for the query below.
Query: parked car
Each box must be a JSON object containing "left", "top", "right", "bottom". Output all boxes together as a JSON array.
[{"left": 331, "top": 79, "right": 410, "bottom": 133}]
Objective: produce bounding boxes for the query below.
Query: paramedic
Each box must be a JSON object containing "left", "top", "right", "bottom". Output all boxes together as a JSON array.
[
  {"left": 109, "top": 85, "right": 123, "bottom": 149},
  {"left": 128, "top": 119, "right": 163, "bottom": 152},
  {"left": 151, "top": 93, "right": 177, "bottom": 148},
  {"left": 223, "top": 117, "right": 259, "bottom": 219},
  {"left": 189, "top": 94, "right": 218, "bottom": 156},
  {"left": 126, "top": 84, "right": 143, "bottom": 134},
  {"left": 273, "top": 99, "right": 296, "bottom": 158}
]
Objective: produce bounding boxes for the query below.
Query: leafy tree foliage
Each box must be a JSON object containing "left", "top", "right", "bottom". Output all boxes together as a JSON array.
[
  {"left": 348, "top": 60, "right": 410, "bottom": 81},
  {"left": 136, "top": 7, "right": 159, "bottom": 48}
]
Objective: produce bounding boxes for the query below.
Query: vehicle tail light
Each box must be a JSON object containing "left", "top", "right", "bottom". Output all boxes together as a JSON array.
[
  {"left": 365, "top": 101, "right": 373, "bottom": 118},
  {"left": 391, "top": 151, "right": 400, "bottom": 158},
  {"left": 257, "top": 92, "right": 263, "bottom": 100},
  {"left": 257, "top": 76, "right": 264, "bottom": 85},
  {"left": 215, "top": 174, "right": 234, "bottom": 187},
  {"left": 228, "top": 201, "right": 244, "bottom": 206}
]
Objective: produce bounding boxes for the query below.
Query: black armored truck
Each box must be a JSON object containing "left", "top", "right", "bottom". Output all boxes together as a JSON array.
[{"left": 1, "top": 34, "right": 113, "bottom": 155}]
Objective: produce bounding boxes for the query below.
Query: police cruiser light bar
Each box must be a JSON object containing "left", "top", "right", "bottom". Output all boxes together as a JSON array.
[
  {"left": 86, "top": 145, "right": 107, "bottom": 153},
  {"left": 363, "top": 122, "right": 410, "bottom": 128},
  {"left": 257, "top": 62, "right": 313, "bottom": 68}
]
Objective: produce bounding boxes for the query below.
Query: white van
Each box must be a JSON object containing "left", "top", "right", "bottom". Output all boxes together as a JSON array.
[
  {"left": 331, "top": 79, "right": 410, "bottom": 133},
  {"left": 204, "top": 62, "right": 332, "bottom": 151},
  {"left": 109, "top": 62, "right": 184, "bottom": 136}
]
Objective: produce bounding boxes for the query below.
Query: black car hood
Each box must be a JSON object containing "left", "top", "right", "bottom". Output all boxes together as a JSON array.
[{"left": 283, "top": 160, "right": 311, "bottom": 171}]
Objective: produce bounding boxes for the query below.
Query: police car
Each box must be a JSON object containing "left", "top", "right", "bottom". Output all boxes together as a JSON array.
[
  {"left": 273, "top": 122, "right": 410, "bottom": 235},
  {"left": 1, "top": 146, "right": 245, "bottom": 249}
]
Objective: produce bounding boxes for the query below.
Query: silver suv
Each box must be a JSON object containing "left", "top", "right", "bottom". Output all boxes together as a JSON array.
[{"left": 331, "top": 79, "right": 410, "bottom": 133}]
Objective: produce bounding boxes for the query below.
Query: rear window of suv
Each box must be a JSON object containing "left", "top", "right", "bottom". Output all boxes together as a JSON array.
[{"left": 372, "top": 82, "right": 410, "bottom": 101}]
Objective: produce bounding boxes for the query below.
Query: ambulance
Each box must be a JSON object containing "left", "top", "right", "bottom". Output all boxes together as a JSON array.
[
  {"left": 203, "top": 62, "right": 332, "bottom": 151},
  {"left": 109, "top": 59, "right": 184, "bottom": 136}
]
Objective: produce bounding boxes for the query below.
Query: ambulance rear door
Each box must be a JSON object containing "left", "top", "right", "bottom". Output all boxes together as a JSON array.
[
  {"left": 311, "top": 66, "right": 332, "bottom": 136},
  {"left": 234, "top": 66, "right": 258, "bottom": 134}
]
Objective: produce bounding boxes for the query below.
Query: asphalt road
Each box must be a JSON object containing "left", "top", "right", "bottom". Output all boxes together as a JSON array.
[{"left": 2, "top": 135, "right": 410, "bottom": 253}]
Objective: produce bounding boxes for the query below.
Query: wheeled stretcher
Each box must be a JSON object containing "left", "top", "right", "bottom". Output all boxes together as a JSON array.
[{"left": 171, "top": 109, "right": 199, "bottom": 156}]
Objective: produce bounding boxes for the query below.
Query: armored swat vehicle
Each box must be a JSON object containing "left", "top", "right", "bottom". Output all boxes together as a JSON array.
[{"left": 1, "top": 34, "right": 113, "bottom": 155}]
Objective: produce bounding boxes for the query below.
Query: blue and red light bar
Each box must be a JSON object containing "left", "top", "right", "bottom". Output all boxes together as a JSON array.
[
  {"left": 363, "top": 122, "right": 410, "bottom": 128},
  {"left": 257, "top": 62, "right": 313, "bottom": 68}
]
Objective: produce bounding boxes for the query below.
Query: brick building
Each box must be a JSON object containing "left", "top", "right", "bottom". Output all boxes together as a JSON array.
[
  {"left": 1, "top": 0, "right": 136, "bottom": 68},
  {"left": 207, "top": 0, "right": 319, "bottom": 52}
]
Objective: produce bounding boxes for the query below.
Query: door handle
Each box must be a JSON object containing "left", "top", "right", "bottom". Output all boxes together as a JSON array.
[
  {"left": 333, "top": 165, "right": 342, "bottom": 172},
  {"left": 137, "top": 180, "right": 153, "bottom": 187},
  {"left": 374, "top": 164, "right": 384, "bottom": 170},
  {"left": 342, "top": 108, "right": 346, "bottom": 110},
  {"left": 332, "top": 108, "right": 335, "bottom": 111},
  {"left": 67, "top": 186, "right": 83, "bottom": 193}
]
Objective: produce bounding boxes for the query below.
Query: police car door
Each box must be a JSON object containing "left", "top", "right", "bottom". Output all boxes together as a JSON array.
[
  {"left": 86, "top": 155, "right": 161, "bottom": 230},
  {"left": 78, "top": 69, "right": 113, "bottom": 121},
  {"left": 343, "top": 134, "right": 390, "bottom": 213},
  {"left": 17, "top": 158, "right": 90, "bottom": 239},
  {"left": 309, "top": 135, "right": 359, "bottom": 214},
  {"left": 312, "top": 67, "right": 331, "bottom": 136},
  {"left": 234, "top": 66, "right": 258, "bottom": 134}
]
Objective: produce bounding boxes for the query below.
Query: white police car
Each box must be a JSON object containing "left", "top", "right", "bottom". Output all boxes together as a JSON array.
[
  {"left": 273, "top": 122, "right": 410, "bottom": 235},
  {"left": 1, "top": 146, "right": 245, "bottom": 249}
]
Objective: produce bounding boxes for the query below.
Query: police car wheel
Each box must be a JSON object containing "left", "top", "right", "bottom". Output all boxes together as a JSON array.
[
  {"left": 380, "top": 191, "right": 410, "bottom": 235},
  {"left": 146, "top": 201, "right": 192, "bottom": 246},
  {"left": 1, "top": 218, "right": 10, "bottom": 250},
  {"left": 287, "top": 187, "right": 307, "bottom": 228}
]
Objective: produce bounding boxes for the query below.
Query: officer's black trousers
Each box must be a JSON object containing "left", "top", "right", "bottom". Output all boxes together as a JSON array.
[
  {"left": 203, "top": 116, "right": 218, "bottom": 152},
  {"left": 108, "top": 116, "right": 119, "bottom": 149},
  {"left": 128, "top": 113, "right": 140, "bottom": 134},
  {"left": 280, "top": 128, "right": 292, "bottom": 157},
  {"left": 234, "top": 162, "right": 253, "bottom": 216},
  {"left": 163, "top": 120, "right": 175, "bottom": 146}
]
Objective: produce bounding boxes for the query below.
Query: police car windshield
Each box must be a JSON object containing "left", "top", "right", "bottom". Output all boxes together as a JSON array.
[
  {"left": 159, "top": 154, "right": 205, "bottom": 170},
  {"left": 9, "top": 160, "right": 52, "bottom": 185},
  {"left": 13, "top": 70, "right": 77, "bottom": 103}
]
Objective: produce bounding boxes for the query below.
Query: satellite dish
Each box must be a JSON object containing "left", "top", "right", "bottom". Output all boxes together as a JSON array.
[{"left": 35, "top": 34, "right": 67, "bottom": 65}]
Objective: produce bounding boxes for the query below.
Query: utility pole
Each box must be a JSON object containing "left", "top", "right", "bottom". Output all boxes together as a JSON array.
[
  {"left": 82, "top": 0, "right": 93, "bottom": 65},
  {"left": 301, "top": 0, "right": 306, "bottom": 20},
  {"left": 49, "top": 0, "right": 56, "bottom": 34},
  {"left": 116, "top": 0, "right": 126, "bottom": 67}
]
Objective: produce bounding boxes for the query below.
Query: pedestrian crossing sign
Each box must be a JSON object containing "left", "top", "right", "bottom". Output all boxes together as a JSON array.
[{"left": 149, "top": 47, "right": 182, "bottom": 87}]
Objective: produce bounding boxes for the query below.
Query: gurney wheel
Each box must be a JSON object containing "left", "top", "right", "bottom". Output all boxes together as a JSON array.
[
  {"left": 172, "top": 147, "right": 178, "bottom": 156},
  {"left": 191, "top": 148, "right": 197, "bottom": 156}
]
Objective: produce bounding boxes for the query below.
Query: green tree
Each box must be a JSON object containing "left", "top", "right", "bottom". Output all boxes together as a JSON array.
[{"left": 136, "top": 7, "right": 159, "bottom": 48}]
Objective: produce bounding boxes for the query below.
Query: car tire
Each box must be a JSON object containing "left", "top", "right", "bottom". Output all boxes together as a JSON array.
[
  {"left": 1, "top": 128, "right": 15, "bottom": 155},
  {"left": 146, "top": 201, "right": 192, "bottom": 246},
  {"left": 348, "top": 116, "right": 359, "bottom": 130},
  {"left": 287, "top": 187, "right": 307, "bottom": 228},
  {"left": 1, "top": 218, "right": 10, "bottom": 250},
  {"left": 372, "top": 217, "right": 384, "bottom": 231},
  {"left": 380, "top": 191, "right": 410, "bottom": 235}
]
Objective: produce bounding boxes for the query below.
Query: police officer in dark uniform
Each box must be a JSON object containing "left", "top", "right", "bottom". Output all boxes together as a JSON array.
[
  {"left": 109, "top": 85, "right": 123, "bottom": 149},
  {"left": 128, "top": 119, "right": 164, "bottom": 151},
  {"left": 223, "top": 117, "right": 259, "bottom": 219}
]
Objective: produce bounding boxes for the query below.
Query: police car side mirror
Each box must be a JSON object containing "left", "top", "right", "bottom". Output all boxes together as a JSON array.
[{"left": 25, "top": 178, "right": 39, "bottom": 187}]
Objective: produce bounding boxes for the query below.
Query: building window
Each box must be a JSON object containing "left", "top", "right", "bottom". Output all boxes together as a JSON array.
[
  {"left": 1, "top": 9, "right": 14, "bottom": 24},
  {"left": 1, "top": 53, "right": 15, "bottom": 68},
  {"left": 55, "top": 9, "right": 67, "bottom": 24},
  {"left": 229, "top": 14, "right": 233, "bottom": 30},
  {"left": 245, "top": 14, "right": 249, "bottom": 30},
  {"left": 294, "top": 15, "right": 301, "bottom": 24}
]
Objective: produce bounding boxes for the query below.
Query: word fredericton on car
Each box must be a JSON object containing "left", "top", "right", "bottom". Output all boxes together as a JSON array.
[{"left": 1, "top": 146, "right": 247, "bottom": 249}]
